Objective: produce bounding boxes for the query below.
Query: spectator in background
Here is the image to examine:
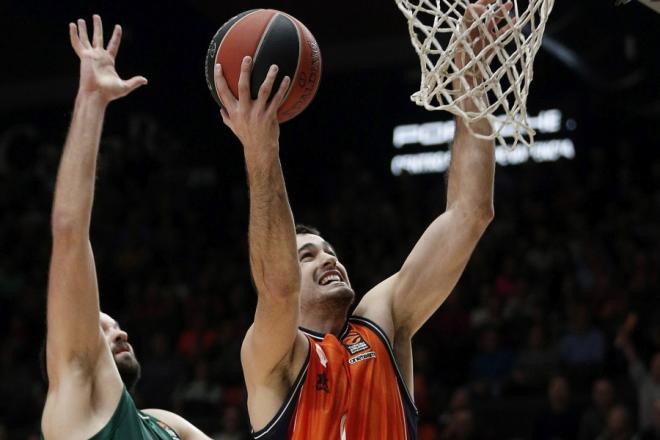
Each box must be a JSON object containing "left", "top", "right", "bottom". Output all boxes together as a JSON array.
[
  {"left": 212, "top": 406, "right": 246, "bottom": 440},
  {"left": 177, "top": 314, "right": 221, "bottom": 360},
  {"left": 560, "top": 303, "right": 606, "bottom": 379},
  {"left": 470, "top": 326, "right": 514, "bottom": 397},
  {"left": 174, "top": 359, "right": 222, "bottom": 415},
  {"left": 640, "top": 400, "right": 660, "bottom": 440},
  {"left": 597, "top": 405, "right": 636, "bottom": 440},
  {"left": 511, "top": 323, "right": 559, "bottom": 393},
  {"left": 579, "top": 378, "right": 617, "bottom": 440},
  {"left": 439, "top": 387, "right": 473, "bottom": 431},
  {"left": 470, "top": 285, "right": 502, "bottom": 329},
  {"left": 532, "top": 375, "right": 580, "bottom": 440},
  {"left": 137, "top": 331, "right": 185, "bottom": 409},
  {"left": 434, "top": 294, "right": 471, "bottom": 349},
  {"left": 441, "top": 408, "right": 479, "bottom": 440},
  {"left": 616, "top": 315, "right": 660, "bottom": 430},
  {"left": 0, "top": 344, "right": 42, "bottom": 431}
]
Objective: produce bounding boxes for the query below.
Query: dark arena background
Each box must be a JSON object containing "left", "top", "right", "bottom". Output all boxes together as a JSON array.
[{"left": 1, "top": 1, "right": 660, "bottom": 439}]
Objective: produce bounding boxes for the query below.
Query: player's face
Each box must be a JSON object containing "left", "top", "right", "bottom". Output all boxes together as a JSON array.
[
  {"left": 100, "top": 312, "right": 141, "bottom": 389},
  {"left": 296, "top": 234, "right": 354, "bottom": 308}
]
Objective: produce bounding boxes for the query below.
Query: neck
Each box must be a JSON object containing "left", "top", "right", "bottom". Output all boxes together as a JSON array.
[{"left": 300, "top": 302, "right": 350, "bottom": 336}]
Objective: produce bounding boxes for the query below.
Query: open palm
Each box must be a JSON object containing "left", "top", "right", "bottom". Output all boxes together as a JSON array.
[{"left": 70, "top": 15, "right": 147, "bottom": 102}]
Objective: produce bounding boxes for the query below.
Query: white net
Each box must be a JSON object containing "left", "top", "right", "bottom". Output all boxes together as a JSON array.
[{"left": 396, "top": 0, "right": 555, "bottom": 147}]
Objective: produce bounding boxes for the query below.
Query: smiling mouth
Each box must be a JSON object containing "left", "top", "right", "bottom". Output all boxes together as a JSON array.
[{"left": 318, "top": 272, "right": 344, "bottom": 286}]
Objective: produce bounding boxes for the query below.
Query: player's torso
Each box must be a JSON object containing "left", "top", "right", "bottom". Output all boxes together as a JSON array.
[{"left": 254, "top": 317, "right": 417, "bottom": 440}]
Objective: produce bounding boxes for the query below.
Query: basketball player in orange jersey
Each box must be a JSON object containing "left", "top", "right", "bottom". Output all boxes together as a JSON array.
[
  {"left": 41, "top": 15, "right": 211, "bottom": 440},
  {"left": 213, "top": 1, "right": 511, "bottom": 438}
]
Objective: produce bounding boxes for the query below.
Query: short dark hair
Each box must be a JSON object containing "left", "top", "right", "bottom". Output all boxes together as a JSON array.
[{"left": 296, "top": 224, "right": 321, "bottom": 236}]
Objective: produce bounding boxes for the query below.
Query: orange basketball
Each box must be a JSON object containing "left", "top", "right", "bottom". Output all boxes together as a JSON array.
[{"left": 205, "top": 9, "right": 322, "bottom": 123}]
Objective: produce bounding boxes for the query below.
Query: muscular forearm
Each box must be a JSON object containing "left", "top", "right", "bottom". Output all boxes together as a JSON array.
[
  {"left": 245, "top": 148, "right": 300, "bottom": 299},
  {"left": 445, "top": 116, "right": 495, "bottom": 217},
  {"left": 51, "top": 92, "right": 108, "bottom": 235}
]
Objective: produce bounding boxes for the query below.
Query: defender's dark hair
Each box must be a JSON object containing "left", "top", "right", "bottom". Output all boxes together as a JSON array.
[{"left": 295, "top": 224, "right": 321, "bottom": 236}]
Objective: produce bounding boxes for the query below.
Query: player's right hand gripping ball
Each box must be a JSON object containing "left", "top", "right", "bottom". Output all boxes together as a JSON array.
[{"left": 205, "top": 9, "right": 322, "bottom": 123}]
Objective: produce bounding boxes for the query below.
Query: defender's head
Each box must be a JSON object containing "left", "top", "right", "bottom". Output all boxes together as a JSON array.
[
  {"left": 100, "top": 312, "right": 142, "bottom": 390},
  {"left": 295, "top": 225, "right": 355, "bottom": 316},
  {"left": 41, "top": 312, "right": 142, "bottom": 391}
]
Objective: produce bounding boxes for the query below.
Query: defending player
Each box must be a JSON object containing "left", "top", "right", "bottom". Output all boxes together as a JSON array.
[
  {"left": 213, "top": 1, "right": 509, "bottom": 438},
  {"left": 41, "top": 15, "right": 211, "bottom": 440}
]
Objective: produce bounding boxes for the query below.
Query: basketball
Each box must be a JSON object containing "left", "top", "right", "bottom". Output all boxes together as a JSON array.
[{"left": 205, "top": 9, "right": 322, "bottom": 123}]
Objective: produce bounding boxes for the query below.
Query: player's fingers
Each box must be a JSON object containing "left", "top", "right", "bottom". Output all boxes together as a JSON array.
[
  {"left": 474, "top": 0, "right": 497, "bottom": 19},
  {"left": 465, "top": 4, "right": 486, "bottom": 25},
  {"left": 267, "top": 75, "right": 290, "bottom": 115},
  {"left": 123, "top": 76, "right": 148, "bottom": 95},
  {"left": 69, "top": 23, "right": 82, "bottom": 55},
  {"left": 92, "top": 14, "right": 104, "bottom": 48},
  {"left": 476, "top": 0, "right": 497, "bottom": 7},
  {"left": 214, "top": 64, "right": 237, "bottom": 110},
  {"left": 490, "top": 6, "right": 514, "bottom": 38},
  {"left": 257, "top": 64, "right": 279, "bottom": 105},
  {"left": 487, "top": 17, "right": 498, "bottom": 36},
  {"left": 492, "top": 1, "right": 513, "bottom": 28},
  {"left": 220, "top": 107, "right": 232, "bottom": 127},
  {"left": 494, "top": 19, "right": 515, "bottom": 39},
  {"left": 77, "top": 18, "right": 91, "bottom": 48},
  {"left": 107, "top": 25, "right": 122, "bottom": 58},
  {"left": 237, "top": 56, "right": 252, "bottom": 104}
]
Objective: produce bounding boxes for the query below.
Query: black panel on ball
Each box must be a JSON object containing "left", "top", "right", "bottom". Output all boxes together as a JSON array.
[
  {"left": 250, "top": 14, "right": 300, "bottom": 101},
  {"left": 205, "top": 9, "right": 258, "bottom": 107}
]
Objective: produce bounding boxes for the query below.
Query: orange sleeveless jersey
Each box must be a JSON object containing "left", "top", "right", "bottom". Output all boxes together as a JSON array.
[{"left": 252, "top": 316, "right": 418, "bottom": 440}]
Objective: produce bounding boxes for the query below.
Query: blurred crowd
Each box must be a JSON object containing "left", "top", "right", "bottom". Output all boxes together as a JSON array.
[{"left": 0, "top": 110, "right": 659, "bottom": 440}]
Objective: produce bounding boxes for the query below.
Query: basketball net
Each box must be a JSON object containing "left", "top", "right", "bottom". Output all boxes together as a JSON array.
[{"left": 396, "top": 0, "right": 555, "bottom": 148}]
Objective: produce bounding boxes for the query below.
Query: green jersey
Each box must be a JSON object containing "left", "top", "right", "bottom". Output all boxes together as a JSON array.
[{"left": 42, "top": 388, "right": 182, "bottom": 440}]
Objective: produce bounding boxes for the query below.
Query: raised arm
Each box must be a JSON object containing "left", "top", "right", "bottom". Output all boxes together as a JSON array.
[
  {"left": 213, "top": 60, "right": 302, "bottom": 382},
  {"left": 46, "top": 15, "right": 146, "bottom": 385},
  {"left": 355, "top": 0, "right": 510, "bottom": 339}
]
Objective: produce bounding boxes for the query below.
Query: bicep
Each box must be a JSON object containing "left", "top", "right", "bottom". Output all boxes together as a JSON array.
[
  {"left": 46, "top": 237, "right": 103, "bottom": 377},
  {"left": 242, "top": 295, "right": 301, "bottom": 381}
]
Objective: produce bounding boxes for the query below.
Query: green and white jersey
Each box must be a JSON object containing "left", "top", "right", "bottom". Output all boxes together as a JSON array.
[{"left": 42, "top": 388, "right": 181, "bottom": 440}]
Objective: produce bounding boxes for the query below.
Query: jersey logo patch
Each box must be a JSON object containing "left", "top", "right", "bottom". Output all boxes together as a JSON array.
[
  {"left": 342, "top": 330, "right": 371, "bottom": 355},
  {"left": 348, "top": 351, "right": 376, "bottom": 365}
]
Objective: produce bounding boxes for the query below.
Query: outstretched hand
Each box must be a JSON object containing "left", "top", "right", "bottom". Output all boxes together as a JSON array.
[
  {"left": 454, "top": 0, "right": 514, "bottom": 79},
  {"left": 213, "top": 56, "right": 290, "bottom": 161},
  {"left": 70, "top": 15, "right": 147, "bottom": 103}
]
